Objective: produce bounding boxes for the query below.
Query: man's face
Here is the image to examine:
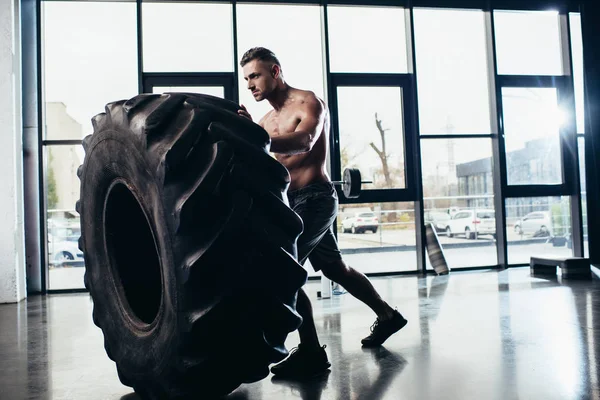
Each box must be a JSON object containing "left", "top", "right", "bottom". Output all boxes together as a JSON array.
[{"left": 242, "top": 60, "right": 277, "bottom": 102}]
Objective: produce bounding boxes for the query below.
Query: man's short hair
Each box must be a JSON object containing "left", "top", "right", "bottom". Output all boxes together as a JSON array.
[{"left": 240, "top": 47, "right": 281, "bottom": 68}]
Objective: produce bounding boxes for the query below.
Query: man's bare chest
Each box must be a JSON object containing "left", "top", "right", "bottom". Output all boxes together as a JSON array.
[{"left": 262, "top": 111, "right": 301, "bottom": 137}]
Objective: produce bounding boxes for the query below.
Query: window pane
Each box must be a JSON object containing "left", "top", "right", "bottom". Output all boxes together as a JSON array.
[
  {"left": 338, "top": 87, "right": 405, "bottom": 189},
  {"left": 46, "top": 145, "right": 85, "bottom": 290},
  {"left": 579, "top": 137, "right": 588, "bottom": 257},
  {"left": 152, "top": 86, "right": 224, "bottom": 98},
  {"left": 414, "top": 8, "right": 493, "bottom": 134},
  {"left": 506, "top": 196, "right": 572, "bottom": 264},
  {"left": 494, "top": 11, "right": 563, "bottom": 76},
  {"left": 143, "top": 3, "right": 233, "bottom": 72},
  {"left": 421, "top": 138, "right": 497, "bottom": 269},
  {"left": 328, "top": 6, "right": 408, "bottom": 73},
  {"left": 570, "top": 13, "right": 585, "bottom": 133},
  {"left": 237, "top": 4, "right": 325, "bottom": 122},
  {"left": 502, "top": 87, "right": 562, "bottom": 185},
  {"left": 334, "top": 202, "right": 416, "bottom": 275},
  {"left": 43, "top": 1, "right": 138, "bottom": 140}
]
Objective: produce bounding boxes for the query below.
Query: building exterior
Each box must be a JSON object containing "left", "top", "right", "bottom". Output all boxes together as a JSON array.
[{"left": 456, "top": 138, "right": 562, "bottom": 219}]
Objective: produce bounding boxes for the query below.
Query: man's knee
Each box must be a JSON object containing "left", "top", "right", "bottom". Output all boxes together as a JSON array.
[{"left": 320, "top": 258, "right": 348, "bottom": 282}]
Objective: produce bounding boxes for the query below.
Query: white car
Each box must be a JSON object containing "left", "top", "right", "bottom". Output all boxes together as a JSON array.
[
  {"left": 49, "top": 235, "right": 83, "bottom": 263},
  {"left": 514, "top": 211, "right": 552, "bottom": 237},
  {"left": 424, "top": 211, "right": 451, "bottom": 232},
  {"left": 445, "top": 209, "right": 495, "bottom": 239},
  {"left": 341, "top": 212, "right": 379, "bottom": 234}
]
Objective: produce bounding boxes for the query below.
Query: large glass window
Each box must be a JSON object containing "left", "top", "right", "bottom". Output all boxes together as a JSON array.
[
  {"left": 236, "top": 4, "right": 325, "bottom": 122},
  {"left": 37, "top": 1, "right": 590, "bottom": 285},
  {"left": 327, "top": 6, "right": 408, "bottom": 73},
  {"left": 337, "top": 86, "right": 406, "bottom": 189},
  {"left": 336, "top": 202, "right": 417, "bottom": 274},
  {"left": 414, "top": 8, "right": 493, "bottom": 134},
  {"left": 494, "top": 11, "right": 563, "bottom": 76},
  {"left": 502, "top": 87, "right": 563, "bottom": 185},
  {"left": 142, "top": 2, "right": 233, "bottom": 72},
  {"left": 421, "top": 139, "right": 497, "bottom": 268},
  {"left": 43, "top": 1, "right": 138, "bottom": 139},
  {"left": 45, "top": 145, "right": 84, "bottom": 290},
  {"left": 43, "top": 1, "right": 139, "bottom": 290},
  {"left": 506, "top": 196, "right": 572, "bottom": 264}
]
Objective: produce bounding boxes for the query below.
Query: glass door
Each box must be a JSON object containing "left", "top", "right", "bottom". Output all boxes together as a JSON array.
[
  {"left": 498, "top": 77, "right": 581, "bottom": 264},
  {"left": 328, "top": 74, "right": 419, "bottom": 275}
]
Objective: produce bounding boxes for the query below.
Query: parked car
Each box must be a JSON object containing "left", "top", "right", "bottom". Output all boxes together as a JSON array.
[
  {"left": 424, "top": 211, "right": 451, "bottom": 232},
  {"left": 445, "top": 209, "right": 495, "bottom": 239},
  {"left": 341, "top": 212, "right": 379, "bottom": 234},
  {"left": 48, "top": 234, "right": 83, "bottom": 263},
  {"left": 514, "top": 211, "right": 552, "bottom": 237},
  {"left": 447, "top": 207, "right": 460, "bottom": 217}
]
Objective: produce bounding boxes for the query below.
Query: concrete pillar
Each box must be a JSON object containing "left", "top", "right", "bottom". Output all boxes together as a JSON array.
[
  {"left": 22, "top": 0, "right": 42, "bottom": 293},
  {"left": 0, "top": 0, "right": 27, "bottom": 303}
]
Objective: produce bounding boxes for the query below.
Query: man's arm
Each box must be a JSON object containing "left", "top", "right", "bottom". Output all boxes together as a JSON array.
[{"left": 270, "top": 98, "right": 325, "bottom": 155}]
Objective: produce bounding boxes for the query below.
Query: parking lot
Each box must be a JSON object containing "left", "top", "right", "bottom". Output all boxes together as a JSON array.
[{"left": 48, "top": 224, "right": 579, "bottom": 288}]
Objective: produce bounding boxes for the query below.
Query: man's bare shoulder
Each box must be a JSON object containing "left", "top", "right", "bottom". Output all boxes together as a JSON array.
[
  {"left": 291, "top": 89, "right": 326, "bottom": 107},
  {"left": 289, "top": 89, "right": 326, "bottom": 117}
]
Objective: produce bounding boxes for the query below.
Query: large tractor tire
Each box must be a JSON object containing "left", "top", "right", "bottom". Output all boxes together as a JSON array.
[{"left": 77, "top": 93, "right": 307, "bottom": 399}]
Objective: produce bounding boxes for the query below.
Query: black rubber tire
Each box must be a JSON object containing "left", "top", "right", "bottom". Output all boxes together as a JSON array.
[
  {"left": 446, "top": 227, "right": 453, "bottom": 238},
  {"left": 78, "top": 93, "right": 307, "bottom": 399},
  {"left": 55, "top": 251, "right": 74, "bottom": 261}
]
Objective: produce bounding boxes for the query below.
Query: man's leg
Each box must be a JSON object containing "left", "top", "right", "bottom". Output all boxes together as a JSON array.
[
  {"left": 270, "top": 286, "right": 331, "bottom": 379},
  {"left": 312, "top": 232, "right": 408, "bottom": 347},
  {"left": 295, "top": 287, "right": 321, "bottom": 348},
  {"left": 270, "top": 184, "right": 336, "bottom": 378},
  {"left": 322, "top": 258, "right": 395, "bottom": 320}
]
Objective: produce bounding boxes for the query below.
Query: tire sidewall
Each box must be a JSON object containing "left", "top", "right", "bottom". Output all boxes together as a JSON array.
[{"left": 81, "top": 128, "right": 178, "bottom": 378}]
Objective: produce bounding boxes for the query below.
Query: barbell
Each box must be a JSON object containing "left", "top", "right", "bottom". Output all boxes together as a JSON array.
[{"left": 332, "top": 168, "right": 372, "bottom": 199}]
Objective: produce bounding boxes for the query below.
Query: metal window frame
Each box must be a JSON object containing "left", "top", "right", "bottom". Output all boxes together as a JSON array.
[
  {"left": 491, "top": 9, "right": 584, "bottom": 262},
  {"left": 325, "top": 5, "right": 424, "bottom": 274},
  {"left": 35, "top": 0, "right": 588, "bottom": 293},
  {"left": 38, "top": 0, "right": 581, "bottom": 9},
  {"left": 496, "top": 75, "right": 574, "bottom": 198},
  {"left": 413, "top": 8, "right": 504, "bottom": 271},
  {"left": 328, "top": 73, "right": 418, "bottom": 203}
]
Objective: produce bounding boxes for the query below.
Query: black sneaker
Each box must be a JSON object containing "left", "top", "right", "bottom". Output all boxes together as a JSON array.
[
  {"left": 270, "top": 344, "right": 331, "bottom": 379},
  {"left": 361, "top": 310, "right": 408, "bottom": 347}
]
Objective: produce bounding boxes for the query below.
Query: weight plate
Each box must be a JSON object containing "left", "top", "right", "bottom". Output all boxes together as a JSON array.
[{"left": 343, "top": 168, "right": 362, "bottom": 199}]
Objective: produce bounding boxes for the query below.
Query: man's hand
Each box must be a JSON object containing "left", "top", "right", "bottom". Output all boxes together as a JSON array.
[{"left": 237, "top": 104, "right": 253, "bottom": 121}]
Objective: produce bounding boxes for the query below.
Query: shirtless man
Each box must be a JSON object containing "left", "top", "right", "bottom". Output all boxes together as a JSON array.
[{"left": 238, "top": 47, "right": 407, "bottom": 379}]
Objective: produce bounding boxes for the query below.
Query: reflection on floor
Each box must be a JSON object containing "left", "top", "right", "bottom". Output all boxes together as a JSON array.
[{"left": 2, "top": 267, "right": 600, "bottom": 400}]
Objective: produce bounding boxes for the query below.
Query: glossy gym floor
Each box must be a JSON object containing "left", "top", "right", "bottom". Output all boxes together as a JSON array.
[{"left": 1, "top": 267, "right": 599, "bottom": 400}]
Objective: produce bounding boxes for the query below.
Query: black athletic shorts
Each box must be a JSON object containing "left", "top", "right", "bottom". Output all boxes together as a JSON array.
[{"left": 287, "top": 181, "right": 342, "bottom": 271}]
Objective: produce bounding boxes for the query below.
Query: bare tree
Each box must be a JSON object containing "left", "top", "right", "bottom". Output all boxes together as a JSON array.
[{"left": 370, "top": 112, "right": 394, "bottom": 188}]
